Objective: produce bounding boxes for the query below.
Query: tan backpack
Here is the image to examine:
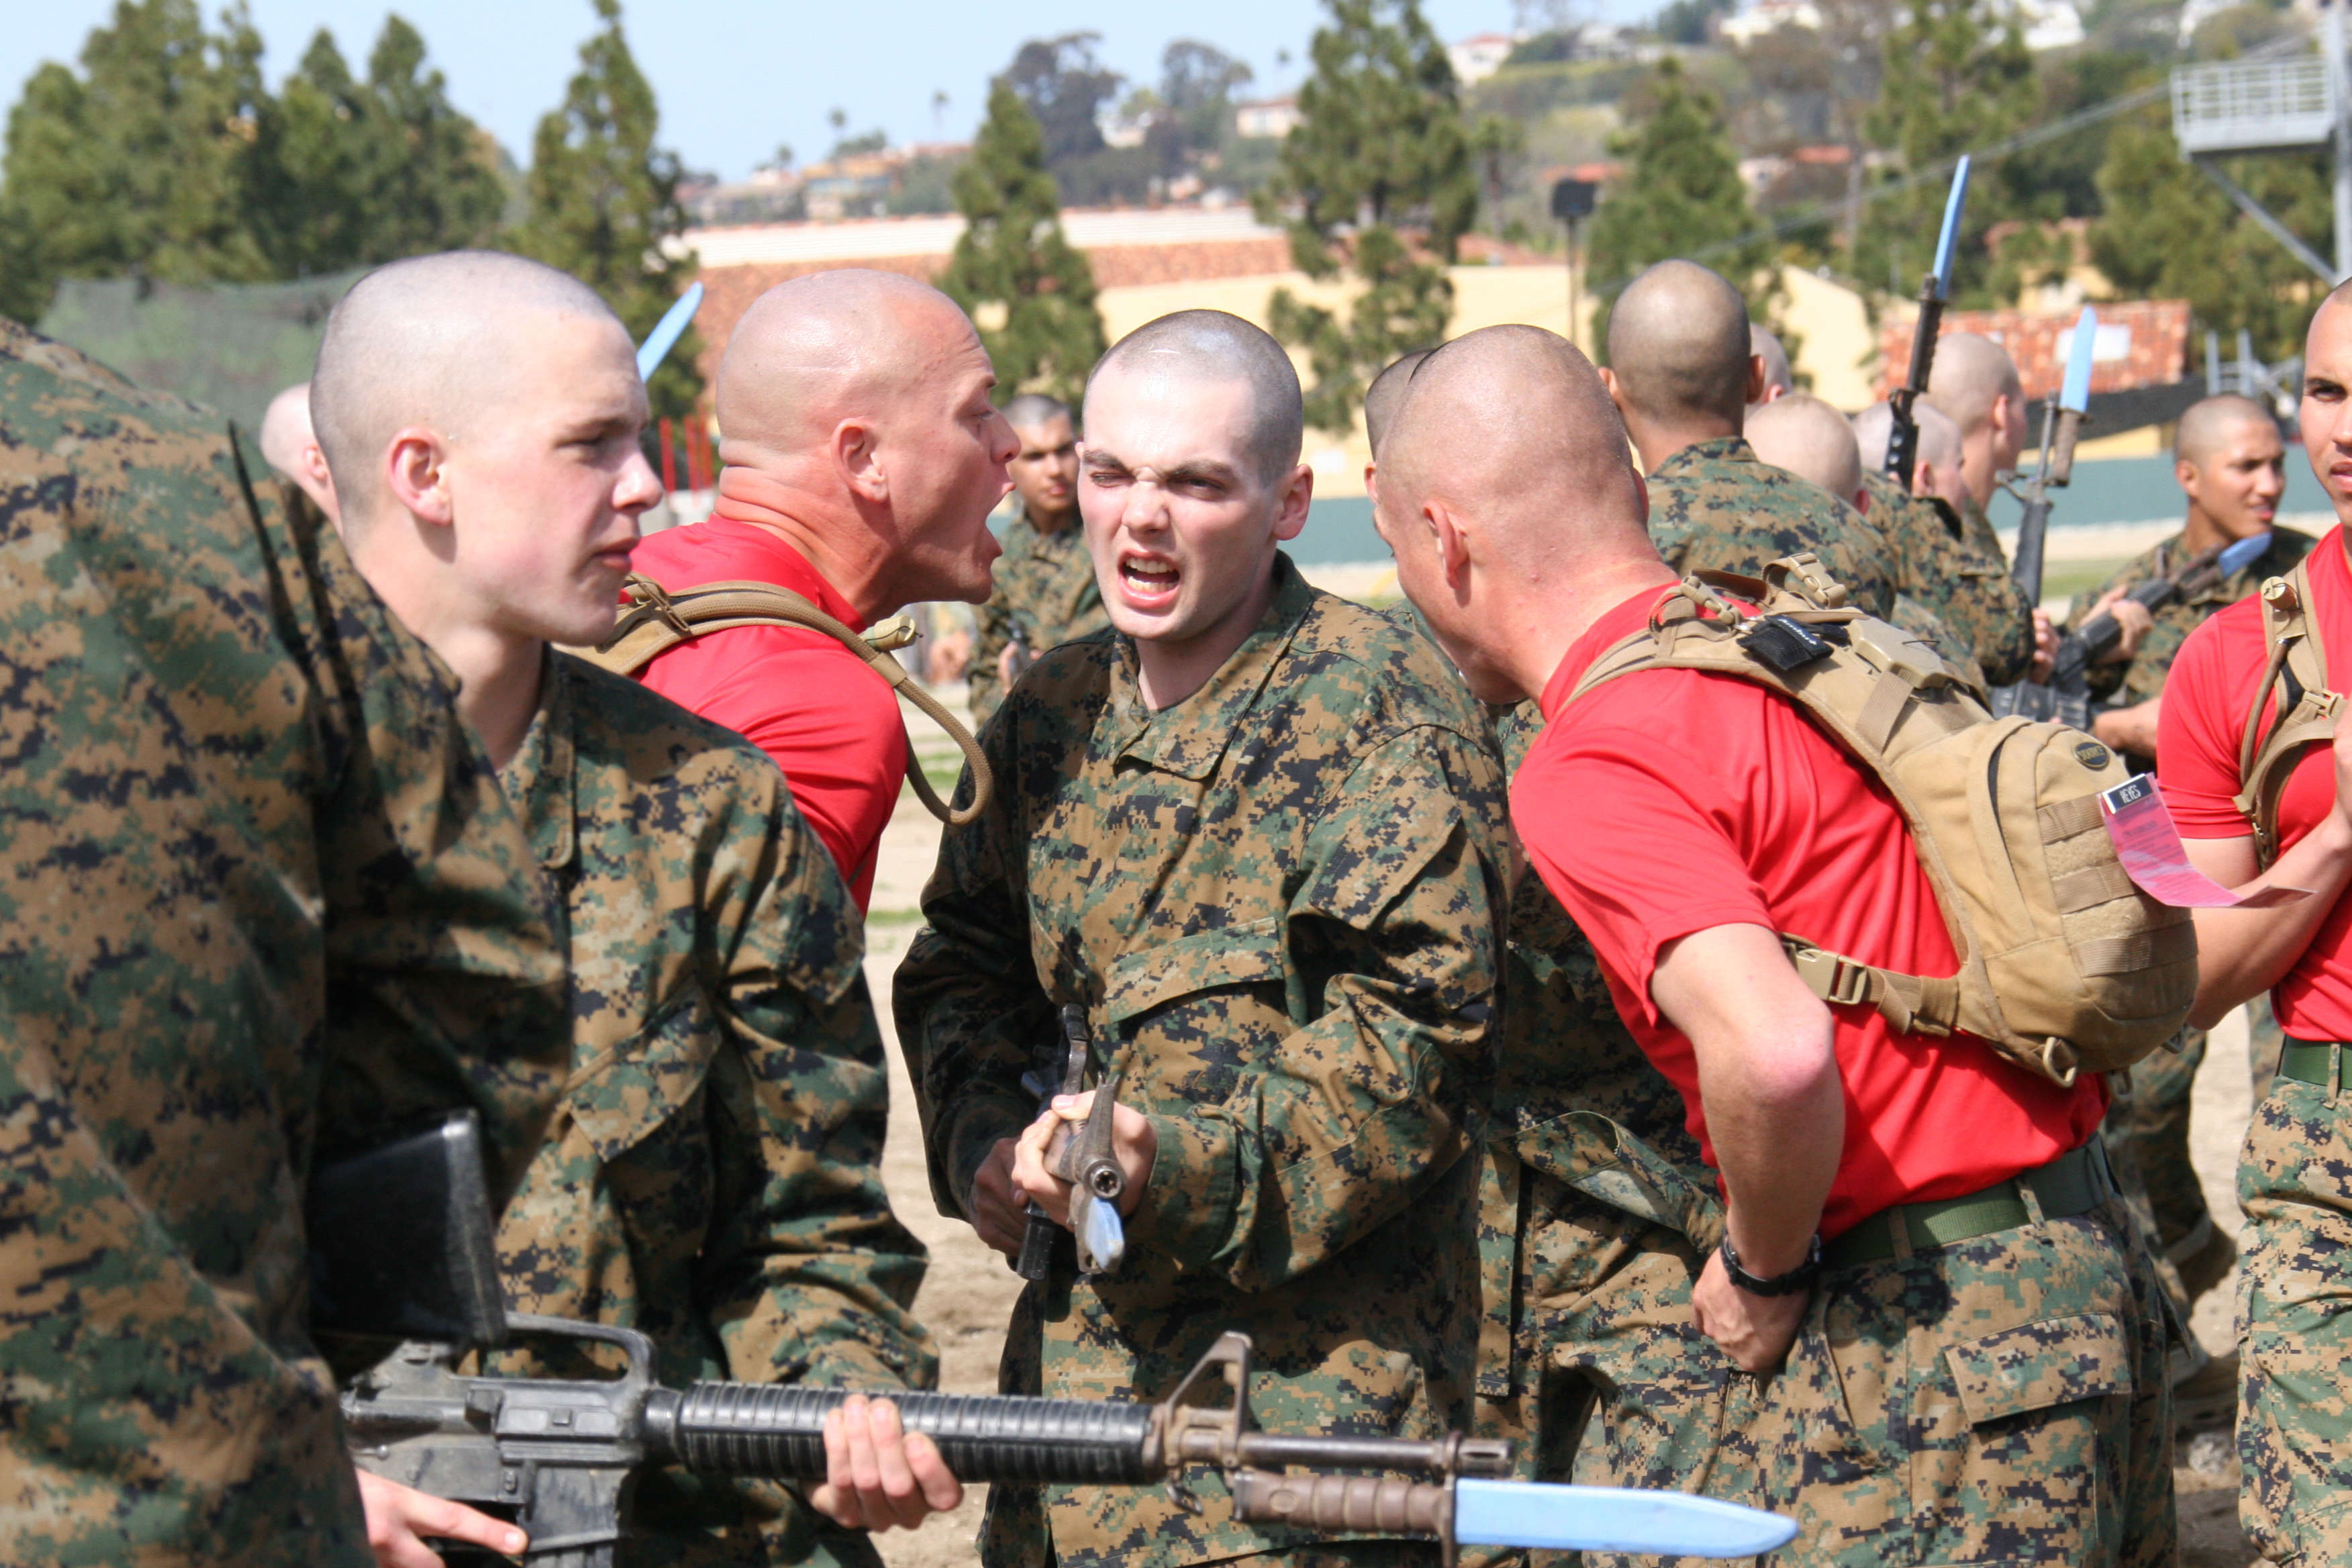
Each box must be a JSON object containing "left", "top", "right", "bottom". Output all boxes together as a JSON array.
[
  {"left": 571, "top": 573, "right": 993, "bottom": 826},
  {"left": 2235, "top": 556, "right": 2341, "bottom": 869},
  {"left": 1567, "top": 555, "right": 2194, "bottom": 1086}
]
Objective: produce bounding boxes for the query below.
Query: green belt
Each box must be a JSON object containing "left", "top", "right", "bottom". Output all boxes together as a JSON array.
[
  {"left": 1822, "top": 1142, "right": 2112, "bottom": 1271},
  {"left": 2281, "top": 1037, "right": 2347, "bottom": 1090}
]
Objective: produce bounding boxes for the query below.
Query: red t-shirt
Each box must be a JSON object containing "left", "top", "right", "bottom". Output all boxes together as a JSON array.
[
  {"left": 2159, "top": 524, "right": 2352, "bottom": 1037},
  {"left": 1512, "top": 587, "right": 2108, "bottom": 1237},
  {"left": 627, "top": 517, "right": 903, "bottom": 910}
]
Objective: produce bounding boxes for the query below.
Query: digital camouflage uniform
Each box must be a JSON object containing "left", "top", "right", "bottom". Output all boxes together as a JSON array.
[
  {"left": 0, "top": 321, "right": 570, "bottom": 1563},
  {"left": 1858, "top": 471, "right": 2034, "bottom": 687},
  {"left": 483, "top": 654, "right": 936, "bottom": 1567},
  {"left": 2238, "top": 1061, "right": 2352, "bottom": 1563},
  {"left": 2065, "top": 528, "right": 2312, "bottom": 1317},
  {"left": 896, "top": 556, "right": 1506, "bottom": 1568},
  {"left": 968, "top": 504, "right": 1110, "bottom": 730},
  {"left": 1647, "top": 438, "right": 1897, "bottom": 618},
  {"left": 1474, "top": 704, "right": 1732, "bottom": 1563}
]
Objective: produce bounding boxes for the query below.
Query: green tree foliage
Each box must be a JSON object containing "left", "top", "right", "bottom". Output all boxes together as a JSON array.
[
  {"left": 1583, "top": 59, "right": 1773, "bottom": 339},
  {"left": 508, "top": 0, "right": 700, "bottom": 420},
  {"left": 0, "top": 0, "right": 273, "bottom": 322},
  {"left": 2090, "top": 113, "right": 2329, "bottom": 362},
  {"left": 938, "top": 80, "right": 1108, "bottom": 406},
  {"left": 1261, "top": 0, "right": 1475, "bottom": 434},
  {"left": 1006, "top": 32, "right": 1153, "bottom": 206}
]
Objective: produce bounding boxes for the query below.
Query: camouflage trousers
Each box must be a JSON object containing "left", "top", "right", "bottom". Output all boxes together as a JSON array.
[
  {"left": 2237, "top": 1070, "right": 2352, "bottom": 1565},
  {"left": 2104, "top": 998, "right": 2282, "bottom": 1265}
]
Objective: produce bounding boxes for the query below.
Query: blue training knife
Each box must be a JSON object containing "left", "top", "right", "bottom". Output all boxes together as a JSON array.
[
  {"left": 1930, "top": 155, "right": 1971, "bottom": 301},
  {"left": 2060, "top": 303, "right": 2098, "bottom": 415},
  {"left": 1454, "top": 1478, "right": 1799, "bottom": 1557},
  {"left": 636, "top": 281, "right": 704, "bottom": 382},
  {"left": 2219, "top": 531, "right": 2273, "bottom": 577}
]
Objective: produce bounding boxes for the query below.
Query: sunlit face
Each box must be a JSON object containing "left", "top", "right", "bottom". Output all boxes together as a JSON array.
[
  {"left": 876, "top": 309, "right": 1016, "bottom": 605},
  {"left": 1009, "top": 413, "right": 1079, "bottom": 524},
  {"left": 1991, "top": 388, "right": 2030, "bottom": 476},
  {"left": 439, "top": 313, "right": 657, "bottom": 647},
  {"left": 2182, "top": 416, "right": 2286, "bottom": 540},
  {"left": 1079, "top": 364, "right": 1306, "bottom": 653},
  {"left": 2302, "top": 300, "right": 2352, "bottom": 525}
]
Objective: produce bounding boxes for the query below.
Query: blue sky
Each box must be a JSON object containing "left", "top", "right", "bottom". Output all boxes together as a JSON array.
[{"left": 0, "top": 1, "right": 1604, "bottom": 185}]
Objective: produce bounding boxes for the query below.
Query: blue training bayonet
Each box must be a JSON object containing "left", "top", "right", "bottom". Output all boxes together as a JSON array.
[
  {"left": 636, "top": 281, "right": 704, "bottom": 382},
  {"left": 2060, "top": 303, "right": 2098, "bottom": 414},
  {"left": 1930, "top": 154, "right": 1972, "bottom": 301},
  {"left": 1454, "top": 1478, "right": 1798, "bottom": 1557},
  {"left": 1885, "top": 156, "right": 1973, "bottom": 489},
  {"left": 2220, "top": 530, "right": 2273, "bottom": 577}
]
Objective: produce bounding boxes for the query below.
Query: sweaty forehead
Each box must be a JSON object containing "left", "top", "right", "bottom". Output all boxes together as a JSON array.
[{"left": 1085, "top": 361, "right": 1259, "bottom": 468}]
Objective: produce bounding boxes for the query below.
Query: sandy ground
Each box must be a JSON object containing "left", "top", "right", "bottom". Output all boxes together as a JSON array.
[{"left": 861, "top": 693, "right": 2271, "bottom": 1568}]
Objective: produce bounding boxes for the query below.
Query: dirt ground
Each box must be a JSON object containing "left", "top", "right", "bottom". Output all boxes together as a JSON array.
[{"left": 861, "top": 698, "right": 2271, "bottom": 1568}]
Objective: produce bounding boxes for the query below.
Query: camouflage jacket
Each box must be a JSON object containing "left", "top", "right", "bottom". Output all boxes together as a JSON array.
[
  {"left": 2064, "top": 526, "right": 2315, "bottom": 709},
  {"left": 896, "top": 556, "right": 1507, "bottom": 1568},
  {"left": 1649, "top": 437, "right": 1897, "bottom": 617},
  {"left": 1860, "top": 471, "right": 2035, "bottom": 685},
  {"left": 0, "top": 322, "right": 569, "bottom": 1565},
  {"left": 487, "top": 653, "right": 934, "bottom": 1565},
  {"left": 968, "top": 505, "right": 1110, "bottom": 729}
]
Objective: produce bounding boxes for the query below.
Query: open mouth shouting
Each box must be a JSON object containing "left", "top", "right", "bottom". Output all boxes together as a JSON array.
[{"left": 1118, "top": 552, "right": 1182, "bottom": 612}]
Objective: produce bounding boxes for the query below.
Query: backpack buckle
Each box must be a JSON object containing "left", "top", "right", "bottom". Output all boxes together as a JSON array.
[{"left": 1784, "top": 940, "right": 1875, "bottom": 1007}]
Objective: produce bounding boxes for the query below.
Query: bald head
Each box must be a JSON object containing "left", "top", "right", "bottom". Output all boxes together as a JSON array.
[
  {"left": 1922, "top": 334, "right": 2022, "bottom": 438},
  {"left": 1383, "top": 324, "right": 1645, "bottom": 567},
  {"left": 1002, "top": 391, "right": 1070, "bottom": 432},
  {"left": 1851, "top": 399, "right": 1963, "bottom": 475},
  {"left": 260, "top": 382, "right": 315, "bottom": 477},
  {"left": 1365, "top": 348, "right": 1436, "bottom": 454},
  {"left": 1750, "top": 326, "right": 1793, "bottom": 408},
  {"left": 1606, "top": 260, "right": 1754, "bottom": 430},
  {"left": 312, "top": 250, "right": 620, "bottom": 520},
  {"left": 716, "top": 269, "right": 986, "bottom": 458},
  {"left": 1746, "top": 394, "right": 1863, "bottom": 506},
  {"left": 2177, "top": 393, "right": 2274, "bottom": 467},
  {"left": 1087, "top": 309, "right": 1303, "bottom": 483}
]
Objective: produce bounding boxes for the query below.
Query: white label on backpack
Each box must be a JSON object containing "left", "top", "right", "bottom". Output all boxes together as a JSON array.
[{"left": 2100, "top": 777, "right": 2310, "bottom": 909}]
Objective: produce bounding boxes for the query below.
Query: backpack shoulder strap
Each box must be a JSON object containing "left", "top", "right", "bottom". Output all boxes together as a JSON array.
[
  {"left": 578, "top": 573, "right": 993, "bottom": 828},
  {"left": 2235, "top": 556, "right": 2339, "bottom": 868}
]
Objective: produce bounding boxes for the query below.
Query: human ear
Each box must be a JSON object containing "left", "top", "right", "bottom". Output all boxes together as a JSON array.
[
  {"left": 383, "top": 429, "right": 453, "bottom": 527},
  {"left": 836, "top": 418, "right": 888, "bottom": 504},
  {"left": 1745, "top": 354, "right": 1769, "bottom": 405},
  {"left": 1272, "top": 462, "right": 1312, "bottom": 542}
]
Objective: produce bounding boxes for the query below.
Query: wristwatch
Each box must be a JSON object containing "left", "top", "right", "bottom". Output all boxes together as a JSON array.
[{"left": 1718, "top": 1232, "right": 1822, "bottom": 1297}]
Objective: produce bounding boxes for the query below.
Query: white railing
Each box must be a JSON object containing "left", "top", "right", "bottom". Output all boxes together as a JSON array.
[{"left": 2171, "top": 55, "right": 2335, "bottom": 154}]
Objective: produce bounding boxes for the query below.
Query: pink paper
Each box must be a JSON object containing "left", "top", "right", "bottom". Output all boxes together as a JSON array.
[{"left": 2100, "top": 777, "right": 2309, "bottom": 909}]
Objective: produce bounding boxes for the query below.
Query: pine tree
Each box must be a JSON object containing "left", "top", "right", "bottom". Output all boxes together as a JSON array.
[
  {"left": 0, "top": 0, "right": 274, "bottom": 322},
  {"left": 1582, "top": 58, "right": 1775, "bottom": 345},
  {"left": 507, "top": 0, "right": 699, "bottom": 419},
  {"left": 938, "top": 80, "right": 1108, "bottom": 407},
  {"left": 1261, "top": 0, "right": 1476, "bottom": 434},
  {"left": 354, "top": 17, "right": 508, "bottom": 261}
]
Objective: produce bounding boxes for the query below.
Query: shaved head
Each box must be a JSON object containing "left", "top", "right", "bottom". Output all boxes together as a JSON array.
[
  {"left": 1750, "top": 326, "right": 1793, "bottom": 406},
  {"left": 1002, "top": 391, "right": 1070, "bottom": 432},
  {"left": 1922, "top": 334, "right": 2022, "bottom": 438},
  {"left": 1606, "top": 260, "right": 1753, "bottom": 429},
  {"left": 313, "top": 250, "right": 619, "bottom": 520},
  {"left": 1851, "top": 399, "right": 1963, "bottom": 475},
  {"left": 717, "top": 268, "right": 985, "bottom": 459},
  {"left": 2177, "top": 393, "right": 2273, "bottom": 467},
  {"left": 1384, "top": 324, "right": 1645, "bottom": 570},
  {"left": 1087, "top": 309, "right": 1303, "bottom": 483},
  {"left": 1747, "top": 393, "right": 1862, "bottom": 505},
  {"left": 1365, "top": 348, "right": 1436, "bottom": 454},
  {"left": 260, "top": 382, "right": 315, "bottom": 477}
]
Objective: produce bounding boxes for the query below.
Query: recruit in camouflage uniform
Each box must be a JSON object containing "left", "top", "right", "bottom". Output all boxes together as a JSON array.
[
  {"left": 897, "top": 554, "right": 1506, "bottom": 1568},
  {"left": 1473, "top": 703, "right": 1733, "bottom": 1546},
  {"left": 484, "top": 652, "right": 936, "bottom": 1567},
  {"left": 0, "top": 320, "right": 571, "bottom": 1564},
  {"left": 1647, "top": 438, "right": 1898, "bottom": 618},
  {"left": 967, "top": 503, "right": 1112, "bottom": 730},
  {"left": 1859, "top": 471, "right": 2035, "bottom": 687}
]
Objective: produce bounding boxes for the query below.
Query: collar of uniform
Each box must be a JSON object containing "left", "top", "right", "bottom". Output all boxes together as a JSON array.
[
  {"left": 1649, "top": 435, "right": 1755, "bottom": 479},
  {"left": 1106, "top": 552, "right": 1315, "bottom": 779},
  {"left": 497, "top": 648, "right": 578, "bottom": 872}
]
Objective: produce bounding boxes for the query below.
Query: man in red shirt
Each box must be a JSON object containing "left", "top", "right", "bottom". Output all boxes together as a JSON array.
[
  {"left": 1375, "top": 323, "right": 2171, "bottom": 1566},
  {"left": 629, "top": 269, "right": 1017, "bottom": 907},
  {"left": 2157, "top": 282, "right": 2352, "bottom": 1565}
]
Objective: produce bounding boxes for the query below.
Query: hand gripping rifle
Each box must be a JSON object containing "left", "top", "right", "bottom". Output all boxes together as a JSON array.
[
  {"left": 1883, "top": 157, "right": 1971, "bottom": 493},
  {"left": 315, "top": 1118, "right": 1798, "bottom": 1568},
  {"left": 1017, "top": 1004, "right": 1128, "bottom": 1279},
  {"left": 1988, "top": 307, "right": 2102, "bottom": 720}
]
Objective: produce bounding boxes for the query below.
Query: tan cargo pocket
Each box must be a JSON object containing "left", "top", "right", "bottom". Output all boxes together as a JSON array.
[
  {"left": 564, "top": 986, "right": 721, "bottom": 1161},
  {"left": 1946, "top": 1310, "right": 2132, "bottom": 1424},
  {"left": 1102, "top": 917, "right": 1285, "bottom": 1028}
]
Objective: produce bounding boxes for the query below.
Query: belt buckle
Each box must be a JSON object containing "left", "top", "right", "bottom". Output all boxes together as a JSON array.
[{"left": 1789, "top": 944, "right": 1873, "bottom": 1008}]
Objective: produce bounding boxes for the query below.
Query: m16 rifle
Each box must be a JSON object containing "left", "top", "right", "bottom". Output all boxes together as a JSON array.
[
  {"left": 1988, "top": 305, "right": 2100, "bottom": 722},
  {"left": 315, "top": 1118, "right": 1798, "bottom": 1568},
  {"left": 1883, "top": 157, "right": 1971, "bottom": 493}
]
